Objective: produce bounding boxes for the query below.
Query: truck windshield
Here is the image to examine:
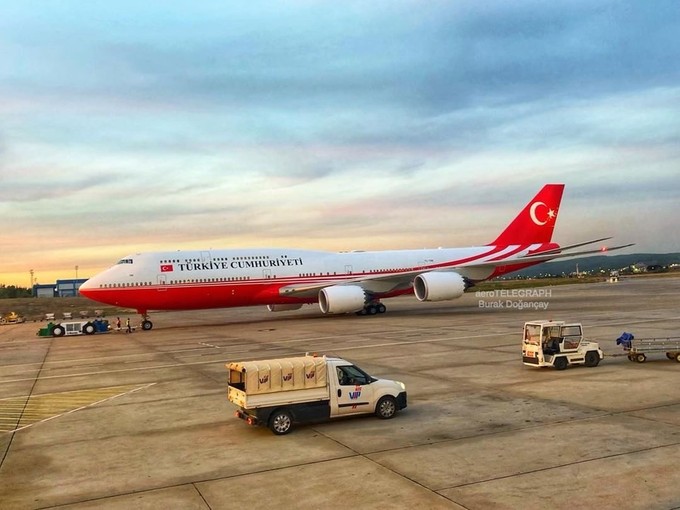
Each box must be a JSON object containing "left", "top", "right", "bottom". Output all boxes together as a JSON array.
[{"left": 524, "top": 324, "right": 541, "bottom": 345}]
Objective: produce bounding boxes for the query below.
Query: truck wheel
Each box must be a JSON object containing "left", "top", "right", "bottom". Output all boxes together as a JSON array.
[
  {"left": 269, "top": 409, "right": 293, "bottom": 435},
  {"left": 553, "top": 357, "right": 568, "bottom": 371},
  {"left": 375, "top": 396, "right": 397, "bottom": 419},
  {"left": 636, "top": 353, "right": 646, "bottom": 363},
  {"left": 52, "top": 325, "right": 65, "bottom": 337},
  {"left": 83, "top": 323, "right": 96, "bottom": 335},
  {"left": 584, "top": 351, "right": 600, "bottom": 367},
  {"left": 675, "top": 353, "right": 680, "bottom": 363}
]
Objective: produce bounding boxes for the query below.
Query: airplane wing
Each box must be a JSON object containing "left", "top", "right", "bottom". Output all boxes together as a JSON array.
[{"left": 278, "top": 239, "right": 634, "bottom": 298}]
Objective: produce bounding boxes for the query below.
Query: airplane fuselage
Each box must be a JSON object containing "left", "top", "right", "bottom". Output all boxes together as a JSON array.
[
  {"left": 80, "top": 184, "right": 629, "bottom": 329},
  {"left": 80, "top": 244, "right": 545, "bottom": 314}
]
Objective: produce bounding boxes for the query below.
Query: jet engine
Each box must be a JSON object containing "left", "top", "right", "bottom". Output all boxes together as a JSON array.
[
  {"left": 319, "top": 285, "right": 366, "bottom": 314},
  {"left": 414, "top": 272, "right": 466, "bottom": 302},
  {"left": 267, "top": 304, "right": 303, "bottom": 312}
]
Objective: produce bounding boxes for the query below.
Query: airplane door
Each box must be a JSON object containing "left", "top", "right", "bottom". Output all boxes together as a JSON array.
[
  {"left": 157, "top": 274, "right": 167, "bottom": 290},
  {"left": 345, "top": 265, "right": 353, "bottom": 275},
  {"left": 201, "top": 251, "right": 212, "bottom": 263},
  {"left": 263, "top": 269, "right": 272, "bottom": 279}
]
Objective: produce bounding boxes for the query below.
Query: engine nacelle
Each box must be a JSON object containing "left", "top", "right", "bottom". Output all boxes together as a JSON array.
[
  {"left": 414, "top": 272, "right": 466, "bottom": 302},
  {"left": 267, "top": 304, "right": 303, "bottom": 312},
  {"left": 319, "top": 285, "right": 366, "bottom": 314}
]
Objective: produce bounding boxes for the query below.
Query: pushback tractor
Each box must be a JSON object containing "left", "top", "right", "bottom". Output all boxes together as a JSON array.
[{"left": 522, "top": 320, "right": 603, "bottom": 370}]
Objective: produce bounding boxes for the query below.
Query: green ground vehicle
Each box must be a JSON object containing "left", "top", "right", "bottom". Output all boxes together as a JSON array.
[{"left": 37, "top": 319, "right": 110, "bottom": 337}]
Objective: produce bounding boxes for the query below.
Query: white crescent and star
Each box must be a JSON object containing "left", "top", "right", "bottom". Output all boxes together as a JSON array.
[{"left": 529, "top": 201, "right": 556, "bottom": 226}]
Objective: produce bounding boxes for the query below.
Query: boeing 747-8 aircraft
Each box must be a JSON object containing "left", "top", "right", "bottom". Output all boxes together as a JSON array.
[{"left": 79, "top": 184, "right": 631, "bottom": 330}]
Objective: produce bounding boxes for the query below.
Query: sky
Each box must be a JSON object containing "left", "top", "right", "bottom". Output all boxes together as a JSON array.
[{"left": 1, "top": 1, "right": 679, "bottom": 287}]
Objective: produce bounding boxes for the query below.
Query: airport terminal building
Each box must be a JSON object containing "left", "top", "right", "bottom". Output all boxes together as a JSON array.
[{"left": 33, "top": 278, "right": 89, "bottom": 298}]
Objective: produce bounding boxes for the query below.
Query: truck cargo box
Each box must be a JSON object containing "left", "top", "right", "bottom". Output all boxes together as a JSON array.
[{"left": 227, "top": 355, "right": 329, "bottom": 409}]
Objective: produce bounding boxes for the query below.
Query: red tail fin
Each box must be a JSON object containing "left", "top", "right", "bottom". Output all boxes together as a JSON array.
[{"left": 490, "top": 184, "right": 565, "bottom": 246}]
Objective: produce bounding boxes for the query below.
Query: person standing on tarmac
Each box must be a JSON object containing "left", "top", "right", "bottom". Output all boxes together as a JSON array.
[{"left": 126, "top": 317, "right": 132, "bottom": 333}]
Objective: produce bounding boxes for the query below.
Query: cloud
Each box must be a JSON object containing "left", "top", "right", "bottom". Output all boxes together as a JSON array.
[{"left": 1, "top": 1, "right": 679, "bottom": 285}]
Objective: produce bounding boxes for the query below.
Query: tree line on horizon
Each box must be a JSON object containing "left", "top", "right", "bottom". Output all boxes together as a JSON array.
[{"left": 0, "top": 285, "right": 32, "bottom": 299}]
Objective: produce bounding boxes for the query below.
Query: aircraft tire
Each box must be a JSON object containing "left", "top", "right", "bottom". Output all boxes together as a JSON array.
[{"left": 141, "top": 320, "right": 153, "bottom": 331}]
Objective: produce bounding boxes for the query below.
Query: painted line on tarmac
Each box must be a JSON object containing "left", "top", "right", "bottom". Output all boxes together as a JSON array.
[
  {"left": 0, "top": 332, "right": 504, "bottom": 384},
  {"left": 0, "top": 326, "right": 486, "bottom": 370},
  {"left": 0, "top": 383, "right": 156, "bottom": 434}
]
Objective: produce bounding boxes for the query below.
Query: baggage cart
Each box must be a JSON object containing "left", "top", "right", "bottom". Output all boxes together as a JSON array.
[{"left": 617, "top": 333, "right": 680, "bottom": 363}]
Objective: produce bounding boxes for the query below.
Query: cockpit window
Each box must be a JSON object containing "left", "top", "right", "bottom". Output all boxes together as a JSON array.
[{"left": 116, "top": 258, "right": 133, "bottom": 265}]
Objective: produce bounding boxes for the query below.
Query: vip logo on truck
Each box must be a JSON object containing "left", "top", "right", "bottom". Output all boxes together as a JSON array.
[
  {"left": 305, "top": 371, "right": 316, "bottom": 379},
  {"left": 259, "top": 375, "right": 269, "bottom": 384},
  {"left": 349, "top": 388, "right": 362, "bottom": 400},
  {"left": 282, "top": 373, "right": 292, "bottom": 381}
]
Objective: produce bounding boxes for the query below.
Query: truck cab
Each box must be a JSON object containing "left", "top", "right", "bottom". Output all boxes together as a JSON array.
[
  {"left": 522, "top": 320, "right": 603, "bottom": 370},
  {"left": 227, "top": 355, "right": 407, "bottom": 434}
]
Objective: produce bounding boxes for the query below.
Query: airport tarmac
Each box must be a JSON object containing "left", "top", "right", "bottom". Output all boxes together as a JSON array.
[{"left": 1, "top": 276, "right": 679, "bottom": 509}]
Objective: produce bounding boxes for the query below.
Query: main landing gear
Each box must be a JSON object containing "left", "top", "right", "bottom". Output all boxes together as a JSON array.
[{"left": 356, "top": 302, "right": 387, "bottom": 316}]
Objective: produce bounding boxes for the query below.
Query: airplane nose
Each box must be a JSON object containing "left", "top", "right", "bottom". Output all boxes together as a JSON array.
[{"left": 78, "top": 277, "right": 95, "bottom": 297}]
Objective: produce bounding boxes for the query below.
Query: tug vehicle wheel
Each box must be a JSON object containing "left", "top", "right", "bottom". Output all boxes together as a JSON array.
[
  {"left": 553, "top": 357, "right": 568, "bottom": 371},
  {"left": 584, "top": 351, "right": 600, "bottom": 367}
]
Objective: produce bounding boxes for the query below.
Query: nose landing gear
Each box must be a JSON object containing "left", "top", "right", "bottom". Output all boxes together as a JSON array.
[{"left": 138, "top": 310, "right": 153, "bottom": 330}]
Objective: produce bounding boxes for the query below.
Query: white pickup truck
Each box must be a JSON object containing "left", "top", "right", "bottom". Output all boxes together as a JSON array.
[{"left": 227, "top": 355, "right": 407, "bottom": 435}]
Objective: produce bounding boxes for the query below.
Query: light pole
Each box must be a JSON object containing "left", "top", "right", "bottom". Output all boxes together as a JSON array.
[{"left": 29, "top": 269, "right": 34, "bottom": 297}]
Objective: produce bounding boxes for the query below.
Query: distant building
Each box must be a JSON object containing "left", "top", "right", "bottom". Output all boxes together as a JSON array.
[
  {"left": 33, "top": 284, "right": 56, "bottom": 298},
  {"left": 56, "top": 278, "right": 89, "bottom": 297},
  {"left": 33, "top": 279, "right": 88, "bottom": 297}
]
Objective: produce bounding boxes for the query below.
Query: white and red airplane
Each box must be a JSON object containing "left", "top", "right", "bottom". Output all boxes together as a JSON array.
[{"left": 79, "top": 184, "right": 631, "bottom": 330}]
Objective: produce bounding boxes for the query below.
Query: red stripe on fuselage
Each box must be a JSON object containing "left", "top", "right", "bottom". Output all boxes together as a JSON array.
[{"left": 81, "top": 243, "right": 536, "bottom": 312}]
